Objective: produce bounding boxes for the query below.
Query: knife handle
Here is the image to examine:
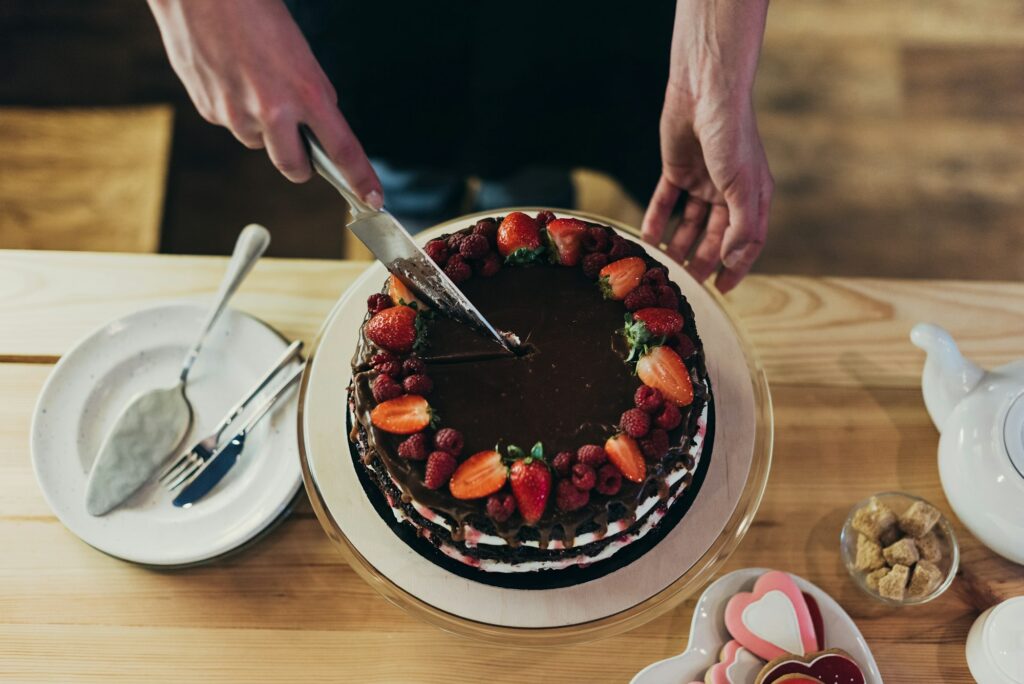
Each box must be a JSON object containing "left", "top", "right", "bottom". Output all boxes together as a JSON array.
[{"left": 301, "top": 125, "right": 374, "bottom": 218}]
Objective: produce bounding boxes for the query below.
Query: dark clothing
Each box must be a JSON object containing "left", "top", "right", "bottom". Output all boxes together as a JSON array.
[{"left": 286, "top": 1, "right": 674, "bottom": 205}]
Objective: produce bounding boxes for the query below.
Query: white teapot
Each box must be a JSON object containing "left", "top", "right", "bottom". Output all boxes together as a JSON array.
[{"left": 911, "top": 323, "right": 1024, "bottom": 565}]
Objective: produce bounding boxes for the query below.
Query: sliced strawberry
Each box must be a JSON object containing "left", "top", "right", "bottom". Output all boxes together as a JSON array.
[
  {"left": 497, "top": 211, "right": 544, "bottom": 262},
  {"left": 449, "top": 450, "right": 508, "bottom": 499},
  {"left": 605, "top": 434, "right": 646, "bottom": 483},
  {"left": 370, "top": 395, "right": 432, "bottom": 435},
  {"left": 599, "top": 256, "right": 645, "bottom": 300},
  {"left": 509, "top": 444, "right": 552, "bottom": 524},
  {"left": 365, "top": 306, "right": 418, "bottom": 353},
  {"left": 633, "top": 308, "right": 684, "bottom": 336},
  {"left": 545, "top": 218, "right": 588, "bottom": 266},
  {"left": 387, "top": 274, "right": 425, "bottom": 310},
  {"left": 636, "top": 345, "right": 694, "bottom": 406}
]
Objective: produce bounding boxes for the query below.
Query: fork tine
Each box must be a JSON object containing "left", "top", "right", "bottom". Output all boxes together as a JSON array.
[
  {"left": 165, "top": 459, "right": 203, "bottom": 492},
  {"left": 158, "top": 452, "right": 196, "bottom": 484}
]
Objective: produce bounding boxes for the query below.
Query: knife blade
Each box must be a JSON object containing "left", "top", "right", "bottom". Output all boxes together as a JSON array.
[{"left": 302, "top": 127, "right": 515, "bottom": 354}]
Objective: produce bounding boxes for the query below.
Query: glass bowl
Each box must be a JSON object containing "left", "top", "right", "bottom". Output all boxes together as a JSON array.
[{"left": 840, "top": 491, "right": 959, "bottom": 606}]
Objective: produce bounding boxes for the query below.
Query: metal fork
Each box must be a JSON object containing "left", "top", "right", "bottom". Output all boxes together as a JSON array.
[{"left": 157, "top": 339, "right": 303, "bottom": 489}]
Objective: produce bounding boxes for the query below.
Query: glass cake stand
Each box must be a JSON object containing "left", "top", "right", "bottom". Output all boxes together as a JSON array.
[{"left": 297, "top": 208, "right": 773, "bottom": 645}]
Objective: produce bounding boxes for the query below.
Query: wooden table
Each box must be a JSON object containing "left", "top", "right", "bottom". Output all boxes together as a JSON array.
[{"left": 2, "top": 250, "right": 1022, "bottom": 682}]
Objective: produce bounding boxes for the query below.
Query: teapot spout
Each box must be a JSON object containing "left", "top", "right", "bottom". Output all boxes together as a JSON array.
[{"left": 911, "top": 323, "right": 984, "bottom": 431}]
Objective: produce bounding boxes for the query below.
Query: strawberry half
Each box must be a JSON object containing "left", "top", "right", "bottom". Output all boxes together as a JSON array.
[
  {"left": 509, "top": 443, "right": 552, "bottom": 524},
  {"left": 370, "top": 395, "right": 433, "bottom": 435},
  {"left": 605, "top": 434, "right": 646, "bottom": 483},
  {"left": 497, "top": 211, "right": 545, "bottom": 263},
  {"left": 449, "top": 450, "right": 508, "bottom": 500},
  {"left": 365, "top": 305, "right": 419, "bottom": 354},
  {"left": 636, "top": 345, "right": 694, "bottom": 406},
  {"left": 599, "top": 256, "right": 645, "bottom": 300},
  {"left": 545, "top": 218, "right": 588, "bottom": 266},
  {"left": 387, "top": 274, "right": 425, "bottom": 310},
  {"left": 633, "top": 307, "right": 684, "bottom": 337}
]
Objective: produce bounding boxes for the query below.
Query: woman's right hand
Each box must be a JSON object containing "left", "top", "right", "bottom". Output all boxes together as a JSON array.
[{"left": 147, "top": 0, "right": 383, "bottom": 207}]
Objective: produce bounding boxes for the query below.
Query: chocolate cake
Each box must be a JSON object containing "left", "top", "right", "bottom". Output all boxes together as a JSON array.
[{"left": 348, "top": 211, "right": 712, "bottom": 580}]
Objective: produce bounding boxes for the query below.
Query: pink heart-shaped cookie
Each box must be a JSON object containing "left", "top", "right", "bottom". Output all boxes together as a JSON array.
[
  {"left": 705, "top": 640, "right": 764, "bottom": 684},
  {"left": 755, "top": 649, "right": 865, "bottom": 684},
  {"left": 724, "top": 571, "right": 818, "bottom": 661}
]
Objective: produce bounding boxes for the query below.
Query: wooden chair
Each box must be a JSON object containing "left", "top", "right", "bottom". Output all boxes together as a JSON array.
[{"left": 0, "top": 106, "right": 173, "bottom": 252}]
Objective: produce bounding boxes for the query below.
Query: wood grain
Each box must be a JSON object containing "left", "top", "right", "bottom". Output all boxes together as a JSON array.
[
  {"left": 2, "top": 252, "right": 1023, "bottom": 682},
  {"left": 0, "top": 107, "right": 172, "bottom": 253}
]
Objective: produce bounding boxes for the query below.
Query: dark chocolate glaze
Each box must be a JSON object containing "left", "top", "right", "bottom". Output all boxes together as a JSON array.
[{"left": 350, "top": 221, "right": 711, "bottom": 555}]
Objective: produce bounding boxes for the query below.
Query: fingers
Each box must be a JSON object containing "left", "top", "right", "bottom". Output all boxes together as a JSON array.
[
  {"left": 263, "top": 109, "right": 313, "bottom": 183},
  {"left": 687, "top": 204, "right": 728, "bottom": 282},
  {"left": 715, "top": 171, "right": 772, "bottom": 293},
  {"left": 641, "top": 175, "right": 682, "bottom": 245},
  {"left": 665, "top": 196, "right": 709, "bottom": 263},
  {"left": 308, "top": 107, "right": 383, "bottom": 209}
]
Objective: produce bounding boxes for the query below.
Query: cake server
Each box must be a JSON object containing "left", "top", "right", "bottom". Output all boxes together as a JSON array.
[
  {"left": 302, "top": 127, "right": 515, "bottom": 353},
  {"left": 84, "top": 224, "right": 271, "bottom": 516}
]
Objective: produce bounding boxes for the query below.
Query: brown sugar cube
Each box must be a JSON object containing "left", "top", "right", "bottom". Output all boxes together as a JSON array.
[
  {"left": 908, "top": 560, "right": 944, "bottom": 598},
  {"left": 855, "top": 533, "right": 886, "bottom": 571},
  {"left": 915, "top": 531, "right": 944, "bottom": 563},
  {"left": 883, "top": 537, "right": 920, "bottom": 566},
  {"left": 851, "top": 497, "right": 898, "bottom": 540},
  {"left": 899, "top": 500, "right": 941, "bottom": 538},
  {"left": 877, "top": 564, "right": 910, "bottom": 601},
  {"left": 865, "top": 567, "right": 890, "bottom": 590}
]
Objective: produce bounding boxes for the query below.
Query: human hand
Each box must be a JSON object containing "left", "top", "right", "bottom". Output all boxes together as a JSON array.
[
  {"left": 642, "top": 0, "right": 772, "bottom": 293},
  {"left": 147, "top": 0, "right": 382, "bottom": 205}
]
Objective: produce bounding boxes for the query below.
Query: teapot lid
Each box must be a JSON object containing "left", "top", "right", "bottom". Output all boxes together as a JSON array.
[{"left": 1005, "top": 394, "right": 1024, "bottom": 480}]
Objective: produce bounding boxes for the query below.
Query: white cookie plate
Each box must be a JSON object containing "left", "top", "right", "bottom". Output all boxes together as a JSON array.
[{"left": 631, "top": 568, "right": 881, "bottom": 684}]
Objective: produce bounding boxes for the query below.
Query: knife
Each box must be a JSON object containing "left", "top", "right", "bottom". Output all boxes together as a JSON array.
[{"left": 301, "top": 127, "right": 515, "bottom": 354}]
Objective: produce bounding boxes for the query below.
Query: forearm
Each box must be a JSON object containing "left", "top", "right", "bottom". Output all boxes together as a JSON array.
[{"left": 667, "top": 0, "right": 769, "bottom": 113}]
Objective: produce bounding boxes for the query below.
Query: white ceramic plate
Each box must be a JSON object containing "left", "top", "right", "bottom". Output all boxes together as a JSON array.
[
  {"left": 300, "top": 210, "right": 772, "bottom": 631},
  {"left": 631, "top": 568, "right": 881, "bottom": 684},
  {"left": 31, "top": 302, "right": 302, "bottom": 566}
]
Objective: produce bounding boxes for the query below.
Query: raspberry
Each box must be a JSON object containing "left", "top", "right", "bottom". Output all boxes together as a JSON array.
[
  {"left": 366, "top": 292, "right": 392, "bottom": 314},
  {"left": 443, "top": 255, "right": 472, "bottom": 283},
  {"left": 581, "top": 253, "right": 609, "bottom": 279},
  {"left": 556, "top": 479, "right": 590, "bottom": 511},
  {"left": 655, "top": 284, "right": 679, "bottom": 309},
  {"left": 535, "top": 210, "right": 556, "bottom": 226},
  {"left": 433, "top": 427, "right": 464, "bottom": 457},
  {"left": 608, "top": 236, "right": 632, "bottom": 260},
  {"left": 476, "top": 253, "right": 502, "bottom": 277},
  {"left": 370, "top": 351, "right": 397, "bottom": 371},
  {"left": 402, "top": 356, "right": 425, "bottom": 376},
  {"left": 582, "top": 225, "right": 610, "bottom": 252},
  {"left": 640, "top": 428, "right": 670, "bottom": 461},
  {"left": 655, "top": 402, "right": 682, "bottom": 430},
  {"left": 671, "top": 333, "right": 696, "bottom": 359},
  {"left": 634, "top": 385, "right": 665, "bottom": 413},
  {"left": 473, "top": 218, "right": 499, "bottom": 244},
  {"left": 595, "top": 464, "right": 623, "bottom": 495},
  {"left": 424, "top": 239, "right": 448, "bottom": 265},
  {"left": 459, "top": 233, "right": 490, "bottom": 259},
  {"left": 403, "top": 373, "right": 433, "bottom": 395},
  {"left": 374, "top": 358, "right": 401, "bottom": 378},
  {"left": 624, "top": 285, "right": 657, "bottom": 311},
  {"left": 486, "top": 492, "right": 516, "bottom": 522},
  {"left": 371, "top": 374, "right": 403, "bottom": 402},
  {"left": 397, "top": 432, "right": 430, "bottom": 460},
  {"left": 446, "top": 232, "right": 467, "bottom": 251},
  {"left": 642, "top": 267, "right": 669, "bottom": 286},
  {"left": 576, "top": 444, "right": 607, "bottom": 468},
  {"left": 424, "top": 451, "right": 458, "bottom": 489},
  {"left": 571, "top": 463, "right": 597, "bottom": 491},
  {"left": 620, "top": 408, "right": 651, "bottom": 438},
  {"left": 552, "top": 451, "right": 575, "bottom": 477}
]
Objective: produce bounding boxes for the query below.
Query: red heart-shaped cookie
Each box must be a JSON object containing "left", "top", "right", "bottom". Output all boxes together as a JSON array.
[{"left": 755, "top": 648, "right": 865, "bottom": 684}]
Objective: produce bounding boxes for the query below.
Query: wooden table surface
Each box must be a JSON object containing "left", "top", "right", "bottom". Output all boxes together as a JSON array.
[{"left": 2, "top": 250, "right": 1022, "bottom": 682}]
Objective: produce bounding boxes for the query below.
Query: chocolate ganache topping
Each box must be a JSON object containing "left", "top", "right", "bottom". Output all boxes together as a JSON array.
[{"left": 350, "top": 216, "right": 710, "bottom": 552}]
